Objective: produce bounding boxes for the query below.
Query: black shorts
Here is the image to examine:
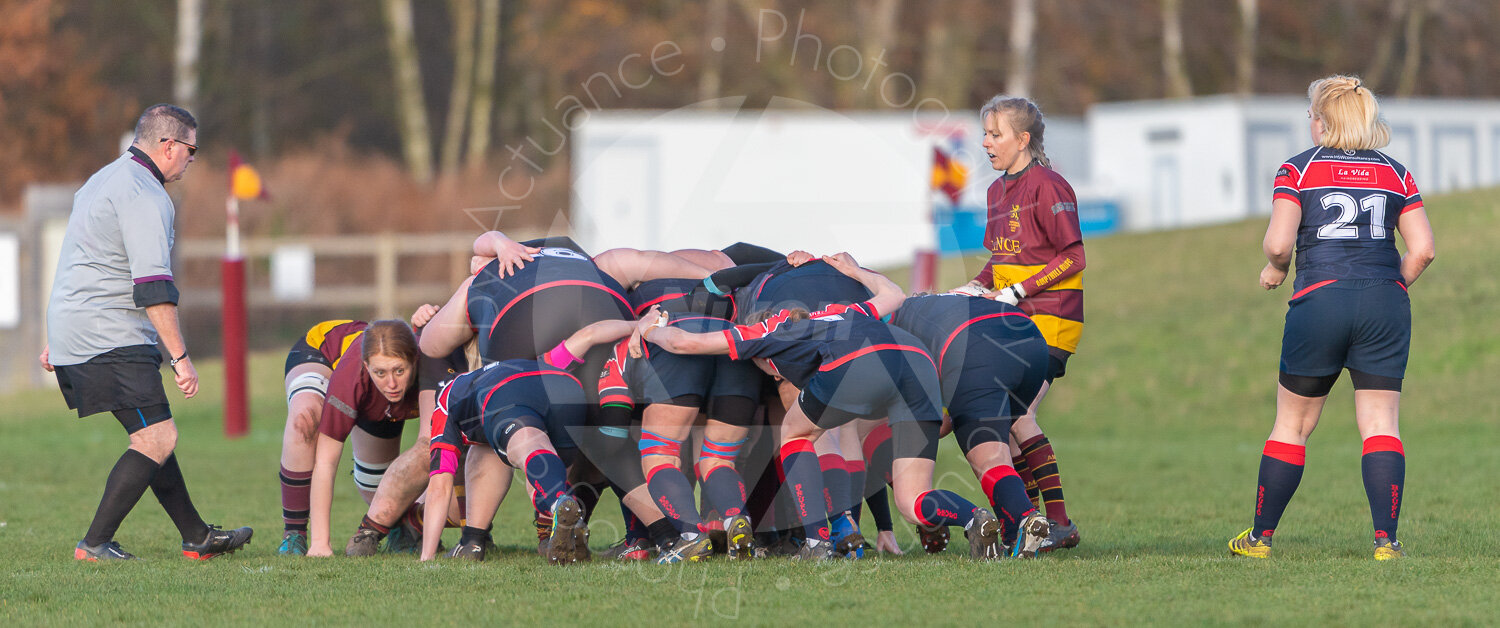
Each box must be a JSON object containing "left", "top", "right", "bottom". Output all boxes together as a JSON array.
[
  {"left": 284, "top": 336, "right": 332, "bottom": 376},
  {"left": 1280, "top": 280, "right": 1411, "bottom": 380},
  {"left": 54, "top": 345, "right": 172, "bottom": 433},
  {"left": 1046, "top": 347, "right": 1071, "bottom": 382},
  {"left": 355, "top": 417, "right": 405, "bottom": 440},
  {"left": 798, "top": 348, "right": 942, "bottom": 429}
]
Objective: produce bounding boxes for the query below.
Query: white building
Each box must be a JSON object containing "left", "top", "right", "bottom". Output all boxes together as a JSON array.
[
  {"left": 571, "top": 104, "right": 1088, "bottom": 267},
  {"left": 1088, "top": 95, "right": 1500, "bottom": 231}
]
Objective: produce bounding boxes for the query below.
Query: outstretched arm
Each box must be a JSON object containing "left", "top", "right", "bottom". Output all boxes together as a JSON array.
[
  {"left": 821, "top": 252, "right": 905, "bottom": 317},
  {"left": 420, "top": 276, "right": 477, "bottom": 358},
  {"left": 594, "top": 248, "right": 713, "bottom": 290},
  {"left": 627, "top": 306, "right": 731, "bottom": 357},
  {"left": 544, "top": 319, "right": 636, "bottom": 368}
]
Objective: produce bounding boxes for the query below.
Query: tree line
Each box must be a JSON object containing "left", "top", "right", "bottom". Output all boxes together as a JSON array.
[{"left": 2, "top": 0, "right": 1494, "bottom": 204}]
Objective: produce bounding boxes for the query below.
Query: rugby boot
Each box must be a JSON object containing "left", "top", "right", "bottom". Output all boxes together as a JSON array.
[
  {"left": 447, "top": 540, "right": 487, "bottom": 561},
  {"left": 1010, "top": 512, "right": 1051, "bottom": 559},
  {"left": 724, "top": 515, "right": 755, "bottom": 560},
  {"left": 705, "top": 516, "right": 727, "bottom": 555},
  {"left": 75, "top": 540, "right": 136, "bottom": 561},
  {"left": 656, "top": 534, "right": 715, "bottom": 565},
  {"left": 599, "top": 536, "right": 652, "bottom": 561},
  {"left": 830, "top": 512, "right": 865, "bottom": 559},
  {"left": 1228, "top": 528, "right": 1272, "bottom": 558},
  {"left": 917, "top": 523, "right": 950, "bottom": 554},
  {"left": 544, "top": 495, "right": 589, "bottom": 565},
  {"left": 964, "top": 508, "right": 1002, "bottom": 559},
  {"left": 277, "top": 530, "right": 308, "bottom": 556},
  {"left": 534, "top": 511, "right": 553, "bottom": 556},
  {"left": 791, "top": 537, "right": 836, "bottom": 561},
  {"left": 183, "top": 524, "right": 254, "bottom": 560},
  {"left": 344, "top": 527, "right": 382, "bottom": 557},
  {"left": 383, "top": 522, "right": 421, "bottom": 554},
  {"left": 1038, "top": 518, "right": 1081, "bottom": 552},
  {"left": 1373, "top": 537, "right": 1406, "bottom": 561}
]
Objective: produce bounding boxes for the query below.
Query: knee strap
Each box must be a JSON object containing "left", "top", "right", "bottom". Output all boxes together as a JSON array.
[
  {"left": 286, "top": 371, "right": 330, "bottom": 404},
  {"left": 698, "top": 436, "right": 746, "bottom": 466},
  {"left": 638, "top": 430, "right": 683, "bottom": 459},
  {"left": 352, "top": 456, "right": 390, "bottom": 492}
]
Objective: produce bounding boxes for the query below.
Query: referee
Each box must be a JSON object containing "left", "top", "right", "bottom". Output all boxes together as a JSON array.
[{"left": 40, "top": 104, "right": 252, "bottom": 561}]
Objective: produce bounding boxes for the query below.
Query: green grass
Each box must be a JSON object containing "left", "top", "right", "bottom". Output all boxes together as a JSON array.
[{"left": 4, "top": 189, "right": 1500, "bottom": 625}]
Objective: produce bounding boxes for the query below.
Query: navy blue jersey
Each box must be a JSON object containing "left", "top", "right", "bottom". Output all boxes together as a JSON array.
[
  {"left": 734, "top": 260, "right": 872, "bottom": 324},
  {"left": 1273, "top": 147, "right": 1423, "bottom": 292},
  {"left": 724, "top": 301, "right": 929, "bottom": 389},
  {"left": 598, "top": 315, "right": 753, "bottom": 406},
  {"left": 430, "top": 359, "right": 585, "bottom": 452},
  {"left": 888, "top": 294, "right": 1039, "bottom": 374},
  {"left": 628, "top": 277, "right": 737, "bottom": 320},
  {"left": 465, "top": 245, "right": 633, "bottom": 364}
]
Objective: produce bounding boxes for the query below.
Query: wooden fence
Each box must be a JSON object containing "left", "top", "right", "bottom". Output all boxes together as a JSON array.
[{"left": 175, "top": 231, "right": 502, "bottom": 318}]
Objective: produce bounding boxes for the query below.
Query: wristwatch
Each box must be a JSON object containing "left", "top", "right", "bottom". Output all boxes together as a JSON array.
[{"left": 170, "top": 352, "right": 189, "bottom": 367}]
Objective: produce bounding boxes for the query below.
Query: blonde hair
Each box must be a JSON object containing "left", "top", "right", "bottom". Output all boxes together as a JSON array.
[
  {"left": 979, "top": 95, "right": 1050, "bottom": 168},
  {"left": 1308, "top": 75, "right": 1390, "bottom": 150}
]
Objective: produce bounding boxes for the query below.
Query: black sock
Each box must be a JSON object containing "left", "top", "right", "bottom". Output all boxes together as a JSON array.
[
  {"left": 866, "top": 487, "right": 894, "bottom": 532},
  {"left": 459, "top": 525, "right": 491, "bottom": 545},
  {"left": 647, "top": 518, "right": 678, "bottom": 551},
  {"left": 84, "top": 450, "right": 161, "bottom": 546},
  {"left": 150, "top": 454, "right": 209, "bottom": 543}
]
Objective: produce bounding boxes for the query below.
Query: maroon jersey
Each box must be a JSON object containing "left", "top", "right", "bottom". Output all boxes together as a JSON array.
[
  {"left": 318, "top": 335, "right": 420, "bottom": 442},
  {"left": 973, "top": 164, "right": 1085, "bottom": 352}
]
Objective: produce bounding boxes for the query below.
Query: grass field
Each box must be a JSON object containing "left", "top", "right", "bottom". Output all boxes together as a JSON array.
[{"left": 3, "top": 189, "right": 1498, "bottom": 625}]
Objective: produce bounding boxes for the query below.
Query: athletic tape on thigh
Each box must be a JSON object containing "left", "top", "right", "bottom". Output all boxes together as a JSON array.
[
  {"left": 638, "top": 429, "right": 682, "bottom": 458},
  {"left": 286, "top": 371, "right": 330, "bottom": 404},
  {"left": 698, "top": 436, "right": 747, "bottom": 463},
  {"left": 352, "top": 456, "right": 390, "bottom": 492}
]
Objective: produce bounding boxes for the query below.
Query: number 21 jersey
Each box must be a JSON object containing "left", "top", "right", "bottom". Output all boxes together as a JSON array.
[{"left": 1274, "top": 147, "right": 1423, "bottom": 292}]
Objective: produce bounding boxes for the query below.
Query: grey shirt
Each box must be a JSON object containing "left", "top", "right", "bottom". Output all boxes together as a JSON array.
[{"left": 46, "top": 148, "right": 180, "bottom": 366}]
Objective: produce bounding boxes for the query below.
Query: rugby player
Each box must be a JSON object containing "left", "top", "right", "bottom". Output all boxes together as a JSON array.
[{"left": 1230, "top": 75, "right": 1434, "bottom": 560}]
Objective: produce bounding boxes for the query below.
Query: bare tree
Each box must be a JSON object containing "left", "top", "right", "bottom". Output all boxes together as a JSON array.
[
  {"left": 174, "top": 0, "right": 203, "bottom": 111},
  {"left": 919, "top": 0, "right": 981, "bottom": 106},
  {"left": 1363, "top": 0, "right": 1408, "bottom": 90},
  {"left": 853, "top": 0, "right": 901, "bottom": 108},
  {"left": 1236, "top": 0, "right": 1257, "bottom": 96},
  {"left": 382, "top": 0, "right": 434, "bottom": 183},
  {"left": 1006, "top": 0, "right": 1037, "bottom": 97},
  {"left": 465, "top": 0, "right": 501, "bottom": 169},
  {"left": 441, "top": 0, "right": 477, "bottom": 176},
  {"left": 1161, "top": 0, "right": 1193, "bottom": 98},
  {"left": 698, "top": 0, "right": 728, "bottom": 105},
  {"left": 1395, "top": 0, "right": 1430, "bottom": 96}
]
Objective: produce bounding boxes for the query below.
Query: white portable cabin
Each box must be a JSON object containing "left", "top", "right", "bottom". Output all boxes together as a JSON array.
[
  {"left": 570, "top": 106, "right": 1088, "bottom": 268},
  {"left": 1088, "top": 95, "right": 1500, "bottom": 232}
]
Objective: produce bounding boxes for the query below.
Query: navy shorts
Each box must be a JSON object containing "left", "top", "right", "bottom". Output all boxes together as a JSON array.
[
  {"left": 943, "top": 327, "right": 1049, "bottom": 450},
  {"left": 1280, "top": 280, "right": 1411, "bottom": 380},
  {"left": 55, "top": 345, "right": 173, "bottom": 433},
  {"left": 798, "top": 347, "right": 942, "bottom": 429},
  {"left": 483, "top": 402, "right": 586, "bottom": 467}
]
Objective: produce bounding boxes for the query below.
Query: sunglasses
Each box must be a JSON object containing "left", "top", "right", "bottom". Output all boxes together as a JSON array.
[{"left": 160, "top": 137, "right": 198, "bottom": 157}]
